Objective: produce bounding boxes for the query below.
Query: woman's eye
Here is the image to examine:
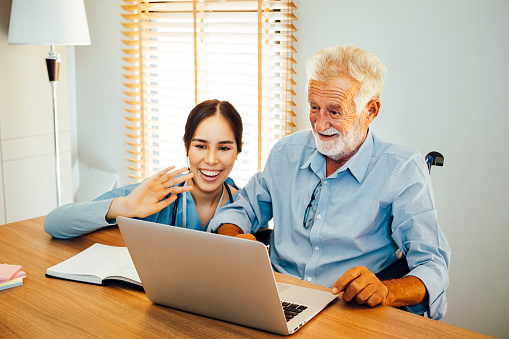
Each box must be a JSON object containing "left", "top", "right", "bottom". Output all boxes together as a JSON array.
[
  {"left": 219, "top": 146, "right": 231, "bottom": 151},
  {"left": 195, "top": 144, "right": 206, "bottom": 149}
]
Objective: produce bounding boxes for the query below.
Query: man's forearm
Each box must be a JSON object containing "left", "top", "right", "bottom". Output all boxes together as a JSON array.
[{"left": 383, "top": 276, "right": 427, "bottom": 307}]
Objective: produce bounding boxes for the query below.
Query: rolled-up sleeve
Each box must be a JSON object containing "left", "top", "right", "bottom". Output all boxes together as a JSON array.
[
  {"left": 406, "top": 263, "right": 448, "bottom": 319},
  {"left": 390, "top": 153, "right": 451, "bottom": 320}
]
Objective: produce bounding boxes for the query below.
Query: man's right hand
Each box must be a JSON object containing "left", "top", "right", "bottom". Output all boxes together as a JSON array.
[{"left": 217, "top": 223, "right": 257, "bottom": 241}]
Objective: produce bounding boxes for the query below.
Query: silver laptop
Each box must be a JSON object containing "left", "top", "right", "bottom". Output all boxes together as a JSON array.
[{"left": 117, "top": 217, "right": 336, "bottom": 335}]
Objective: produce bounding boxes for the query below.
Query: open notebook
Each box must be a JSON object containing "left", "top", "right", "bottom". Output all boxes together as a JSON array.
[{"left": 46, "top": 243, "right": 141, "bottom": 286}]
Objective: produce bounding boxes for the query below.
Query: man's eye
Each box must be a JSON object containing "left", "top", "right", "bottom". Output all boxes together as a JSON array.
[{"left": 310, "top": 105, "right": 319, "bottom": 111}]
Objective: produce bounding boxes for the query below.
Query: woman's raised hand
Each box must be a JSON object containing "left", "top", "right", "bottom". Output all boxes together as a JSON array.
[{"left": 106, "top": 166, "right": 193, "bottom": 220}]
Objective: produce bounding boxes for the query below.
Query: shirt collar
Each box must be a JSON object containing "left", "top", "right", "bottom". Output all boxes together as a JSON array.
[
  {"left": 343, "top": 129, "right": 373, "bottom": 183},
  {"left": 301, "top": 141, "right": 325, "bottom": 177},
  {"left": 300, "top": 129, "right": 374, "bottom": 183}
]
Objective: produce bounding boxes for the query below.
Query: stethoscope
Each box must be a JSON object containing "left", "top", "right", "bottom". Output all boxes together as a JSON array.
[{"left": 171, "top": 181, "right": 233, "bottom": 227}]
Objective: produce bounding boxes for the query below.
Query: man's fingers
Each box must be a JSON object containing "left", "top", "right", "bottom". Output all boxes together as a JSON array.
[
  {"left": 332, "top": 266, "right": 388, "bottom": 307},
  {"left": 364, "top": 291, "right": 386, "bottom": 307},
  {"left": 235, "top": 233, "right": 257, "bottom": 241},
  {"left": 332, "top": 266, "right": 365, "bottom": 295},
  {"left": 341, "top": 277, "right": 369, "bottom": 302},
  {"left": 352, "top": 283, "right": 386, "bottom": 306}
]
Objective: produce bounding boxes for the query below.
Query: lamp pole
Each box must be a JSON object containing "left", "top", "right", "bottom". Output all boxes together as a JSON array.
[
  {"left": 46, "top": 45, "right": 62, "bottom": 206},
  {"left": 7, "top": 0, "right": 91, "bottom": 208}
]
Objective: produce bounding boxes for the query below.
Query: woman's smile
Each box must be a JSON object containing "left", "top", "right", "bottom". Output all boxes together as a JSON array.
[{"left": 199, "top": 169, "right": 223, "bottom": 182}]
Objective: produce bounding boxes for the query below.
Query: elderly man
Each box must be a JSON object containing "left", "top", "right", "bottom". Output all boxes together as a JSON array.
[{"left": 208, "top": 45, "right": 450, "bottom": 319}]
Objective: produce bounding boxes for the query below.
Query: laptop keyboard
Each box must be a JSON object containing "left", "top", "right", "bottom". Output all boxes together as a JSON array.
[{"left": 281, "top": 301, "right": 308, "bottom": 322}]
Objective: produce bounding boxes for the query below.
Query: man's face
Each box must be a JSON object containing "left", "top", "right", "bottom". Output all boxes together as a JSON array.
[{"left": 308, "top": 77, "right": 374, "bottom": 161}]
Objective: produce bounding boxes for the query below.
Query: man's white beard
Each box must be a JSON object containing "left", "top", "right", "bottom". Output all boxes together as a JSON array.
[{"left": 313, "top": 124, "right": 364, "bottom": 160}]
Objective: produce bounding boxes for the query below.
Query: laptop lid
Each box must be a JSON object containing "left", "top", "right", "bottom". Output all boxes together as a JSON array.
[{"left": 117, "top": 216, "right": 334, "bottom": 335}]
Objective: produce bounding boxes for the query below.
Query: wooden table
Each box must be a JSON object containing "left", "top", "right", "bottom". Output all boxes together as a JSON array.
[{"left": 0, "top": 217, "right": 489, "bottom": 338}]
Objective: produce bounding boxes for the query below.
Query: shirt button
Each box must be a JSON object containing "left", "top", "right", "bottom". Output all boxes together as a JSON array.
[
  {"left": 307, "top": 277, "right": 312, "bottom": 282},
  {"left": 314, "top": 246, "right": 320, "bottom": 251},
  {"left": 316, "top": 214, "right": 322, "bottom": 219}
]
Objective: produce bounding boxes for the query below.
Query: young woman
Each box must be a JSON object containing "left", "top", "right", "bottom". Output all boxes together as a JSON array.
[{"left": 44, "top": 100, "right": 243, "bottom": 238}]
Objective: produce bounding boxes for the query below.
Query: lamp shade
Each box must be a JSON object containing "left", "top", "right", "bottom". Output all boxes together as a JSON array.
[{"left": 8, "top": 0, "right": 91, "bottom": 45}]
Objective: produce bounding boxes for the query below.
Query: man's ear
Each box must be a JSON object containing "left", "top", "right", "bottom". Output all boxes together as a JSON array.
[{"left": 365, "top": 99, "right": 380, "bottom": 124}]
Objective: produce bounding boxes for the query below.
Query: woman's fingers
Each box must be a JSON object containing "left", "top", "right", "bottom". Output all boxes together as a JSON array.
[
  {"left": 155, "top": 193, "right": 179, "bottom": 210},
  {"left": 162, "top": 172, "right": 193, "bottom": 189},
  {"left": 151, "top": 166, "right": 176, "bottom": 181},
  {"left": 143, "top": 167, "right": 193, "bottom": 200},
  {"left": 165, "top": 184, "right": 193, "bottom": 196},
  {"left": 155, "top": 166, "right": 189, "bottom": 184}
]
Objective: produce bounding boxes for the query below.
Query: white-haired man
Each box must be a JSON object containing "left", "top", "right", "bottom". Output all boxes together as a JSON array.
[{"left": 209, "top": 45, "right": 450, "bottom": 319}]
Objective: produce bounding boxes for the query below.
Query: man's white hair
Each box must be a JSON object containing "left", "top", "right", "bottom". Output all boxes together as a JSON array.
[{"left": 305, "top": 45, "right": 387, "bottom": 115}]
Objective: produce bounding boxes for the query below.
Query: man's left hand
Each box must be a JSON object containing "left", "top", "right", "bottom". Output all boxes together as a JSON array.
[
  {"left": 331, "top": 266, "right": 388, "bottom": 307},
  {"left": 217, "top": 223, "right": 257, "bottom": 241}
]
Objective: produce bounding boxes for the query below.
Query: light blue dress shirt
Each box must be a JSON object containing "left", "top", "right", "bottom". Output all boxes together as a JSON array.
[
  {"left": 209, "top": 130, "right": 450, "bottom": 320},
  {"left": 44, "top": 178, "right": 239, "bottom": 239}
]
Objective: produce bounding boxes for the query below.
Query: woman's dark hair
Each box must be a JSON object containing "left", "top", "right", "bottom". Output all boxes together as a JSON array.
[{"left": 183, "top": 99, "right": 243, "bottom": 154}]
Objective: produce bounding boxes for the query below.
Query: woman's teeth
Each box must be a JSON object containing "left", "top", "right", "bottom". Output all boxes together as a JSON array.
[{"left": 200, "top": 169, "right": 221, "bottom": 177}]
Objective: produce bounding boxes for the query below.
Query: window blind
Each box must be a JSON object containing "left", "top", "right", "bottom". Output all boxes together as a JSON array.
[{"left": 121, "top": 0, "right": 296, "bottom": 186}]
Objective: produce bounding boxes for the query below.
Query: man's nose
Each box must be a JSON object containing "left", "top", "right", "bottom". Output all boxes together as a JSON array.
[{"left": 315, "top": 109, "right": 331, "bottom": 132}]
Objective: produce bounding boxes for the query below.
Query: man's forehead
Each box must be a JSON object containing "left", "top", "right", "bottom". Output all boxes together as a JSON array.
[{"left": 307, "top": 77, "right": 360, "bottom": 102}]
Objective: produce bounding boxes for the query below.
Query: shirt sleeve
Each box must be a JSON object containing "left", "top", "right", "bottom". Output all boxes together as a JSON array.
[
  {"left": 389, "top": 153, "right": 451, "bottom": 320},
  {"left": 44, "top": 184, "right": 140, "bottom": 239},
  {"left": 208, "top": 171, "right": 273, "bottom": 234}
]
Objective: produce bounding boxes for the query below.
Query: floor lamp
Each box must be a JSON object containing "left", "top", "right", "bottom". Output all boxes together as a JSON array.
[{"left": 8, "top": 0, "right": 91, "bottom": 206}]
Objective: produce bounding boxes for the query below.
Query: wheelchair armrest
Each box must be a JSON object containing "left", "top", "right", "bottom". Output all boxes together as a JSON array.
[
  {"left": 254, "top": 227, "right": 273, "bottom": 245},
  {"left": 375, "top": 256, "right": 410, "bottom": 281}
]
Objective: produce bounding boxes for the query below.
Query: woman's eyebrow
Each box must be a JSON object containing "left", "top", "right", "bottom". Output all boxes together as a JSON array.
[
  {"left": 218, "top": 140, "right": 235, "bottom": 145},
  {"left": 192, "top": 138, "right": 235, "bottom": 144},
  {"left": 191, "top": 138, "right": 208, "bottom": 143}
]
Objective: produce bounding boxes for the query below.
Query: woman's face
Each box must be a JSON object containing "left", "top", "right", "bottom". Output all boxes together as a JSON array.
[{"left": 187, "top": 115, "right": 238, "bottom": 196}]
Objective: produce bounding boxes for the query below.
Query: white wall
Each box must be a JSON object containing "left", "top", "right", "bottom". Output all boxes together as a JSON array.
[
  {"left": 74, "top": 0, "right": 127, "bottom": 192},
  {"left": 293, "top": 1, "right": 509, "bottom": 337},
  {"left": 74, "top": 0, "right": 508, "bottom": 337}
]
